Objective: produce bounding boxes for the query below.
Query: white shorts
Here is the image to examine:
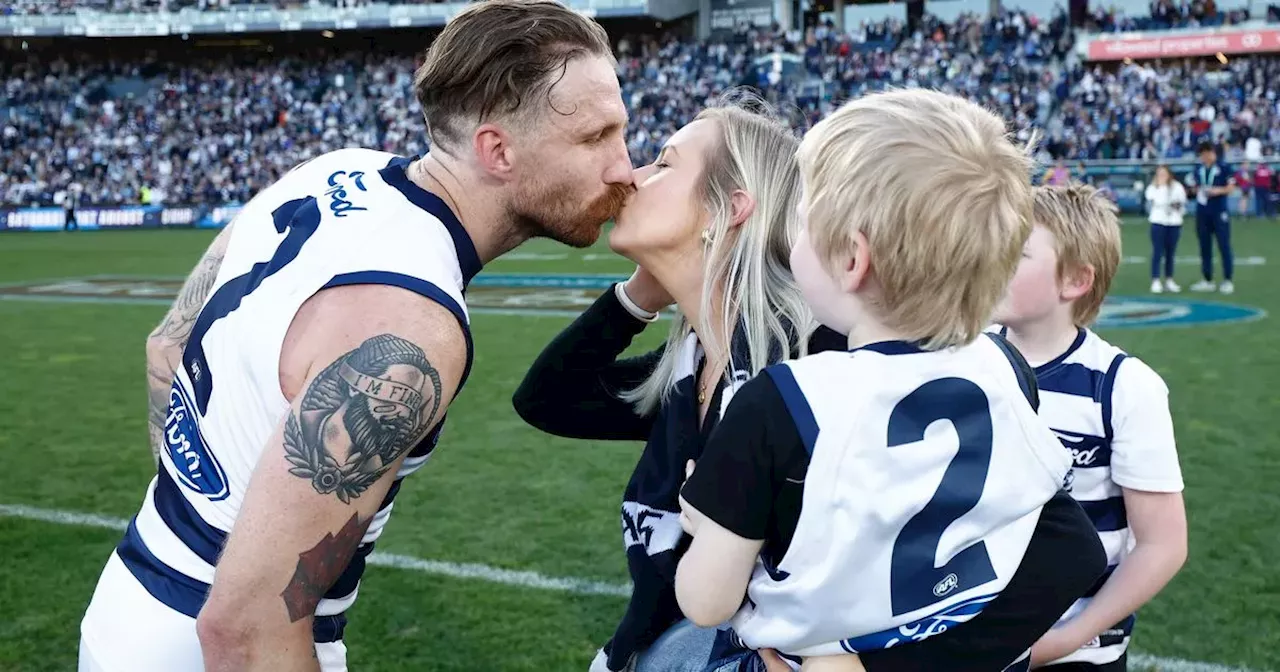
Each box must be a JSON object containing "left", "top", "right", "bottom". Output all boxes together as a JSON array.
[{"left": 79, "top": 551, "right": 348, "bottom": 671}]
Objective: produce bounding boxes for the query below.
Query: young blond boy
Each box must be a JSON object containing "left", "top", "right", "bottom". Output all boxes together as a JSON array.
[
  {"left": 992, "top": 185, "right": 1187, "bottom": 670},
  {"left": 673, "top": 89, "right": 1104, "bottom": 671}
]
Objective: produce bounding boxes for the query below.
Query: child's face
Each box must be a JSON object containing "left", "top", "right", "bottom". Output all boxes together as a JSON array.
[
  {"left": 791, "top": 224, "right": 857, "bottom": 336},
  {"left": 993, "top": 224, "right": 1064, "bottom": 327}
]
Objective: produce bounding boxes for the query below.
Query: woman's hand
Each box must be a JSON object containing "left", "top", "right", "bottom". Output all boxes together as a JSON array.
[{"left": 622, "top": 266, "right": 674, "bottom": 314}]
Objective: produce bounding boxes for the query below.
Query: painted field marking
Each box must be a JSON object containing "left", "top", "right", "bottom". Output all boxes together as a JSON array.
[{"left": 0, "top": 502, "right": 1268, "bottom": 671}]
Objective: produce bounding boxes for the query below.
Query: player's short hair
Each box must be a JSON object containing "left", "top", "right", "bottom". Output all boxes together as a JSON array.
[
  {"left": 796, "top": 88, "right": 1034, "bottom": 350},
  {"left": 413, "top": 0, "right": 613, "bottom": 151},
  {"left": 1031, "top": 184, "right": 1121, "bottom": 327},
  {"left": 1197, "top": 141, "right": 1216, "bottom": 155}
]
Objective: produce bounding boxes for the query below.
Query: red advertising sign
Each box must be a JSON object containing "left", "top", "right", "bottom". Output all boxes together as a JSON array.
[{"left": 1087, "top": 28, "right": 1280, "bottom": 61}]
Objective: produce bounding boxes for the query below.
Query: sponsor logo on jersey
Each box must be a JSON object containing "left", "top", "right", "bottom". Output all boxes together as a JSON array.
[
  {"left": 933, "top": 572, "right": 960, "bottom": 598},
  {"left": 1071, "top": 446, "right": 1102, "bottom": 467},
  {"left": 325, "top": 170, "right": 368, "bottom": 218},
  {"left": 165, "top": 381, "right": 230, "bottom": 501}
]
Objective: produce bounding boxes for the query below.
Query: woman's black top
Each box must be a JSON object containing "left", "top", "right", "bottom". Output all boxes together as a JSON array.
[{"left": 512, "top": 285, "right": 1106, "bottom": 671}]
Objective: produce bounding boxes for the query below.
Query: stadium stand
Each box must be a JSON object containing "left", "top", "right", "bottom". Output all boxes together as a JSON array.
[{"left": 1, "top": 5, "right": 1277, "bottom": 209}]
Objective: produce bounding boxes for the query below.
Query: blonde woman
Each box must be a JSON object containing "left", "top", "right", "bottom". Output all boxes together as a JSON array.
[
  {"left": 514, "top": 93, "right": 1101, "bottom": 672},
  {"left": 1144, "top": 165, "right": 1187, "bottom": 293}
]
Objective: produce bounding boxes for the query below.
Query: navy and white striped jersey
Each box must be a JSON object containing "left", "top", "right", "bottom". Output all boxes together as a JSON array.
[
  {"left": 119, "top": 148, "right": 480, "bottom": 646},
  {"left": 1016, "top": 327, "right": 1184, "bottom": 666}
]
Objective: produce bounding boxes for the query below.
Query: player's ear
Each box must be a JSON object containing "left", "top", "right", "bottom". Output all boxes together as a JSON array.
[
  {"left": 473, "top": 123, "right": 514, "bottom": 179},
  {"left": 837, "top": 230, "right": 871, "bottom": 294},
  {"left": 1061, "top": 263, "right": 1095, "bottom": 303}
]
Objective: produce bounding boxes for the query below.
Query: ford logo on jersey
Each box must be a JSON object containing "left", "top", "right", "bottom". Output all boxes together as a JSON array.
[
  {"left": 1071, "top": 446, "right": 1102, "bottom": 467},
  {"left": 325, "top": 170, "right": 368, "bottom": 218},
  {"left": 165, "top": 381, "right": 230, "bottom": 501},
  {"left": 933, "top": 572, "right": 960, "bottom": 598}
]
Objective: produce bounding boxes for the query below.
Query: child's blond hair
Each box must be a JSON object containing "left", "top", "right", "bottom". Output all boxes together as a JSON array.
[
  {"left": 796, "top": 88, "right": 1034, "bottom": 349},
  {"left": 1031, "top": 184, "right": 1122, "bottom": 326}
]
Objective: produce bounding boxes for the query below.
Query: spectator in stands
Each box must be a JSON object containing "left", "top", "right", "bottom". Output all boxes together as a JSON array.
[
  {"left": 0, "top": 13, "right": 1277, "bottom": 207},
  {"left": 1145, "top": 165, "right": 1187, "bottom": 293}
]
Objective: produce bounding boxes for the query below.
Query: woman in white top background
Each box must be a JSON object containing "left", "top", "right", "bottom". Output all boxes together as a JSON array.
[{"left": 1144, "top": 165, "right": 1188, "bottom": 293}]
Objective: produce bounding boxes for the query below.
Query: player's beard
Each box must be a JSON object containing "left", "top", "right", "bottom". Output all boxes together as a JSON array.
[{"left": 515, "top": 180, "right": 632, "bottom": 249}]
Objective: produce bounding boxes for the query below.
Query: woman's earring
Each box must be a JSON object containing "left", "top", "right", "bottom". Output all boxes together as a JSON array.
[{"left": 701, "top": 228, "right": 714, "bottom": 246}]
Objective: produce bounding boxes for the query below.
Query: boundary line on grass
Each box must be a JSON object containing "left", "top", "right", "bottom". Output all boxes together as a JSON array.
[{"left": 0, "top": 502, "right": 1267, "bottom": 671}]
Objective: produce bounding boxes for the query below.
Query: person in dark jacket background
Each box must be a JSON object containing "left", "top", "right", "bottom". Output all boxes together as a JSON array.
[{"left": 513, "top": 93, "right": 1105, "bottom": 672}]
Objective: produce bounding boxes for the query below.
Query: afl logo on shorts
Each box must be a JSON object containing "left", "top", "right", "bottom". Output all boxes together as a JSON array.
[{"left": 165, "top": 381, "right": 230, "bottom": 501}]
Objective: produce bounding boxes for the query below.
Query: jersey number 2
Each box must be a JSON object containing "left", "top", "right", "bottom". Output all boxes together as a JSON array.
[{"left": 886, "top": 378, "right": 997, "bottom": 617}]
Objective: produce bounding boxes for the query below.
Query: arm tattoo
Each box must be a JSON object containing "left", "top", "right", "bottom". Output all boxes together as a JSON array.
[
  {"left": 280, "top": 511, "right": 370, "bottom": 622},
  {"left": 283, "top": 333, "right": 443, "bottom": 503},
  {"left": 146, "top": 243, "right": 226, "bottom": 462}
]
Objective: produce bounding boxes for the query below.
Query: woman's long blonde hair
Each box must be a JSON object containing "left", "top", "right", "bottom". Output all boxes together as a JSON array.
[{"left": 621, "top": 92, "right": 816, "bottom": 415}]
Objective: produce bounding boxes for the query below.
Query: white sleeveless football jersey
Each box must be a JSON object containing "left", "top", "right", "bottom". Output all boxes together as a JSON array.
[
  {"left": 1012, "top": 327, "right": 1183, "bottom": 666},
  {"left": 100, "top": 148, "right": 480, "bottom": 654},
  {"left": 730, "top": 337, "right": 1071, "bottom": 658}
]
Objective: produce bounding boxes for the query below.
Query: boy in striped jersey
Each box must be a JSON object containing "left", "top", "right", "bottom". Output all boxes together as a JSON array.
[{"left": 993, "top": 184, "right": 1188, "bottom": 670}]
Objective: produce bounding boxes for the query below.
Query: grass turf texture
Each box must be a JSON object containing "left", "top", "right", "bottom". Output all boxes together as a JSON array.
[{"left": 0, "top": 223, "right": 1277, "bottom": 671}]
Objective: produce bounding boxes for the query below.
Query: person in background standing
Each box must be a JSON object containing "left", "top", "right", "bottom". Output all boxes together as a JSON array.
[
  {"left": 1187, "top": 142, "right": 1235, "bottom": 294},
  {"left": 1255, "top": 163, "right": 1275, "bottom": 219},
  {"left": 1144, "top": 165, "right": 1186, "bottom": 293},
  {"left": 1235, "top": 162, "right": 1252, "bottom": 217}
]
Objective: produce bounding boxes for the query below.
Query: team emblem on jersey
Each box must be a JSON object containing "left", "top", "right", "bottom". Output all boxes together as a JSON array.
[
  {"left": 932, "top": 572, "right": 960, "bottom": 598},
  {"left": 165, "top": 381, "right": 230, "bottom": 501}
]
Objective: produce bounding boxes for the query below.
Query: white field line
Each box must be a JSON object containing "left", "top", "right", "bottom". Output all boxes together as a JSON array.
[{"left": 0, "top": 503, "right": 1267, "bottom": 671}]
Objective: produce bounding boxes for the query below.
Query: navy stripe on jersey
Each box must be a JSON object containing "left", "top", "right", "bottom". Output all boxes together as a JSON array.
[
  {"left": 765, "top": 365, "right": 819, "bottom": 454},
  {"left": 1100, "top": 354, "right": 1128, "bottom": 440},
  {"left": 117, "top": 518, "right": 209, "bottom": 618},
  {"left": 154, "top": 465, "right": 379, "bottom": 607},
  {"left": 322, "top": 271, "right": 474, "bottom": 393},
  {"left": 117, "top": 518, "right": 350, "bottom": 643},
  {"left": 1079, "top": 496, "right": 1128, "bottom": 532},
  {"left": 1036, "top": 363, "right": 1108, "bottom": 400},
  {"left": 154, "top": 467, "right": 226, "bottom": 565},
  {"left": 379, "top": 156, "right": 481, "bottom": 287}
]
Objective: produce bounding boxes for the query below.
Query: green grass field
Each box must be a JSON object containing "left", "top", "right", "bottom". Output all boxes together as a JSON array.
[{"left": 1, "top": 221, "right": 1277, "bottom": 671}]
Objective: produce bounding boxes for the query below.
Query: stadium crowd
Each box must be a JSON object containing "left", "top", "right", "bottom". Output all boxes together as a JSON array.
[{"left": 2, "top": 8, "right": 1278, "bottom": 207}]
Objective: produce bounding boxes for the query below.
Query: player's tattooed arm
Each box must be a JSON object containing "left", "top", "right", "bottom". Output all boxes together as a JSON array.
[
  {"left": 282, "top": 334, "right": 445, "bottom": 503},
  {"left": 146, "top": 223, "right": 233, "bottom": 462},
  {"left": 197, "top": 292, "right": 466, "bottom": 672}
]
